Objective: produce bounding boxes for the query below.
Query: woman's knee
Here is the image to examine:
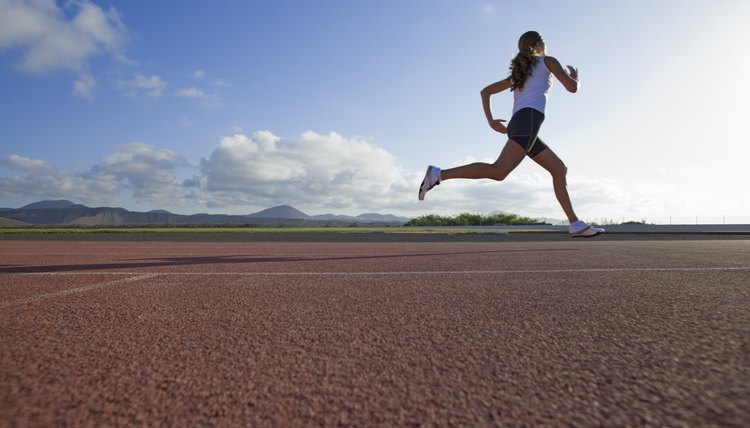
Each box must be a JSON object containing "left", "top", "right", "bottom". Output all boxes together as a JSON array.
[
  {"left": 489, "top": 163, "right": 511, "bottom": 181},
  {"left": 553, "top": 164, "right": 568, "bottom": 184}
]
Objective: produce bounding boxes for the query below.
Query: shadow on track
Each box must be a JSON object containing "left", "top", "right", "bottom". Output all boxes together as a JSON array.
[{"left": 0, "top": 248, "right": 577, "bottom": 274}]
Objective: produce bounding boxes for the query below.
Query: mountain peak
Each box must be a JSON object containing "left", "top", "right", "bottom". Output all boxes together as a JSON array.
[
  {"left": 20, "top": 200, "right": 79, "bottom": 210},
  {"left": 248, "top": 205, "right": 309, "bottom": 219}
]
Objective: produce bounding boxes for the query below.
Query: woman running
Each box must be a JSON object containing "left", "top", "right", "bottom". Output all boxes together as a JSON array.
[{"left": 418, "top": 30, "right": 604, "bottom": 237}]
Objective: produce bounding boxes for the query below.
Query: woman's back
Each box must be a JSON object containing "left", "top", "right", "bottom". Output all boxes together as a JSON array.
[{"left": 512, "top": 56, "right": 552, "bottom": 115}]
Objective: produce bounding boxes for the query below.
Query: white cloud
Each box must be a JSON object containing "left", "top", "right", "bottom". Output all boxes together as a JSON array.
[
  {"left": 175, "top": 87, "right": 204, "bottom": 98},
  {"left": 191, "top": 69, "right": 232, "bottom": 87},
  {"left": 179, "top": 70, "right": 229, "bottom": 107},
  {"left": 0, "top": 154, "right": 118, "bottom": 204},
  {"left": 88, "top": 142, "right": 185, "bottom": 202},
  {"left": 120, "top": 73, "right": 167, "bottom": 98},
  {"left": 2, "top": 154, "right": 55, "bottom": 173},
  {"left": 210, "top": 78, "right": 232, "bottom": 88},
  {"left": 200, "top": 131, "right": 413, "bottom": 212},
  {"left": 0, "top": 143, "right": 186, "bottom": 206},
  {"left": 73, "top": 73, "right": 95, "bottom": 98},
  {"left": 176, "top": 86, "right": 223, "bottom": 108},
  {"left": 0, "top": 0, "right": 129, "bottom": 74}
]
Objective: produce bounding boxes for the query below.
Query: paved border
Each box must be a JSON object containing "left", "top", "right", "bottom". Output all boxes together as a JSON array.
[{"left": 1, "top": 231, "right": 750, "bottom": 242}]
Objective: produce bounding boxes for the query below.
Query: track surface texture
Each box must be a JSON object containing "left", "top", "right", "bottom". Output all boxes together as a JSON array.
[{"left": 1, "top": 238, "right": 749, "bottom": 426}]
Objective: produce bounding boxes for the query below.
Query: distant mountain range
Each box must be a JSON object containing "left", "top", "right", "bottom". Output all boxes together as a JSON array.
[{"left": 0, "top": 200, "right": 411, "bottom": 226}]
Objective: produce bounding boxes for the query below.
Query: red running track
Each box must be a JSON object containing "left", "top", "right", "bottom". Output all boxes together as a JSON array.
[{"left": 1, "top": 239, "right": 749, "bottom": 426}]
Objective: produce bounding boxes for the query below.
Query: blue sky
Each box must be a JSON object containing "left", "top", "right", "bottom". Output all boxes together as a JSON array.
[{"left": 1, "top": 0, "right": 749, "bottom": 224}]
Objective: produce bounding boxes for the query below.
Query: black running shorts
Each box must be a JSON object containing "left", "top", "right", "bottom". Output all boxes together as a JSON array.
[{"left": 507, "top": 107, "right": 548, "bottom": 158}]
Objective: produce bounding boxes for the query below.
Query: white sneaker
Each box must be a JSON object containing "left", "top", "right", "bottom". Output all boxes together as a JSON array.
[
  {"left": 418, "top": 166, "right": 441, "bottom": 201},
  {"left": 569, "top": 220, "right": 605, "bottom": 238}
]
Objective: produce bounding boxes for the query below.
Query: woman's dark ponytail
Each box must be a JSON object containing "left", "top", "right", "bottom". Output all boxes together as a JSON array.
[{"left": 509, "top": 31, "right": 542, "bottom": 91}]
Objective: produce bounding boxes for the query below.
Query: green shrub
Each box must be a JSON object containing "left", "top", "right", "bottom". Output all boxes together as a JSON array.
[{"left": 405, "top": 213, "right": 544, "bottom": 227}]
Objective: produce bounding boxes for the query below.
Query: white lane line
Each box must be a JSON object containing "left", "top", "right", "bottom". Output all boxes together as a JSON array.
[
  {"left": 3, "top": 268, "right": 745, "bottom": 308},
  {"left": 0, "top": 274, "right": 158, "bottom": 309},
  {"left": 3, "top": 267, "right": 749, "bottom": 277}
]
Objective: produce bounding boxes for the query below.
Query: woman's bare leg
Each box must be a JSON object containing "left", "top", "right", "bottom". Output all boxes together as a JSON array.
[
  {"left": 531, "top": 148, "right": 579, "bottom": 223},
  {"left": 441, "top": 140, "right": 527, "bottom": 181}
]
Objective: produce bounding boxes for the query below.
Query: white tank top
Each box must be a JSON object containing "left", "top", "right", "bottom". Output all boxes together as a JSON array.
[{"left": 512, "top": 56, "right": 552, "bottom": 115}]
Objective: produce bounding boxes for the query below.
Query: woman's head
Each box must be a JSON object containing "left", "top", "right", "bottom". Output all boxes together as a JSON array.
[
  {"left": 518, "top": 31, "right": 544, "bottom": 56},
  {"left": 509, "top": 31, "right": 544, "bottom": 91}
]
